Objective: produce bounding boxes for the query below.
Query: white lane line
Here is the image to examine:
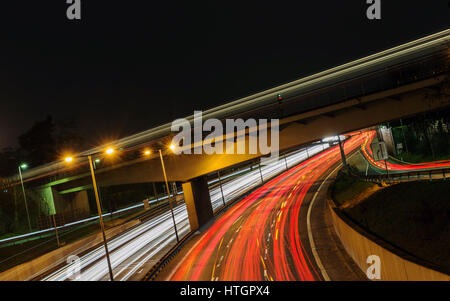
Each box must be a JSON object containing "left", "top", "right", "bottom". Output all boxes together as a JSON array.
[{"left": 306, "top": 152, "right": 358, "bottom": 281}]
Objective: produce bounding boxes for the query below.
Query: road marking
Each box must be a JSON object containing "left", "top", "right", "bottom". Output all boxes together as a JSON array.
[
  {"left": 306, "top": 152, "right": 358, "bottom": 281},
  {"left": 211, "top": 238, "right": 224, "bottom": 280},
  {"left": 226, "top": 237, "right": 233, "bottom": 248}
]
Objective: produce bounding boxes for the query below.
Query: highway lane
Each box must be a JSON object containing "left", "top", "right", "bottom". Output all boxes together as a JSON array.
[
  {"left": 41, "top": 141, "right": 331, "bottom": 281},
  {"left": 164, "top": 130, "right": 449, "bottom": 281},
  {"left": 168, "top": 134, "right": 366, "bottom": 281},
  {"left": 209, "top": 143, "right": 329, "bottom": 212},
  {"left": 42, "top": 204, "right": 190, "bottom": 281},
  {"left": 41, "top": 130, "right": 446, "bottom": 281},
  {"left": 41, "top": 130, "right": 445, "bottom": 281},
  {"left": 361, "top": 130, "right": 450, "bottom": 172}
]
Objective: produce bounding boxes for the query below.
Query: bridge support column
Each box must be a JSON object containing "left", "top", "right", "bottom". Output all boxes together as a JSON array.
[{"left": 182, "top": 176, "right": 213, "bottom": 231}]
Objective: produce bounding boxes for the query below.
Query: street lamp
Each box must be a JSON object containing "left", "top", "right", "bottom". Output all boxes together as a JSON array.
[
  {"left": 64, "top": 148, "right": 116, "bottom": 281},
  {"left": 158, "top": 146, "right": 179, "bottom": 242},
  {"left": 18, "top": 163, "right": 32, "bottom": 232}
]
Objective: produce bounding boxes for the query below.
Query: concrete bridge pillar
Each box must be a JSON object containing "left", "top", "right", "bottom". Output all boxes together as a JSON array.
[{"left": 182, "top": 176, "right": 213, "bottom": 231}]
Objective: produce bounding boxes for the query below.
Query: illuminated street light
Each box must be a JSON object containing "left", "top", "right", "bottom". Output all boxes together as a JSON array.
[
  {"left": 169, "top": 144, "right": 175, "bottom": 151},
  {"left": 64, "top": 150, "right": 115, "bottom": 281},
  {"left": 18, "top": 163, "right": 32, "bottom": 232},
  {"left": 144, "top": 150, "right": 151, "bottom": 156},
  {"left": 65, "top": 156, "right": 73, "bottom": 163},
  {"left": 158, "top": 148, "right": 179, "bottom": 242}
]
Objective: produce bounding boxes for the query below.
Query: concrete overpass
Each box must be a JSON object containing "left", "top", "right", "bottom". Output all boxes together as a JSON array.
[{"left": 4, "top": 29, "right": 450, "bottom": 230}]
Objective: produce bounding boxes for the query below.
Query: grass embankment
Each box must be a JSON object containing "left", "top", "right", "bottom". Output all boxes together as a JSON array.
[
  {"left": 397, "top": 153, "right": 450, "bottom": 164},
  {"left": 332, "top": 171, "right": 450, "bottom": 270},
  {"left": 332, "top": 169, "right": 379, "bottom": 208}
]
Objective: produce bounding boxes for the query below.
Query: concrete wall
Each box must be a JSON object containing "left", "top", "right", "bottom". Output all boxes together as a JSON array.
[
  {"left": 327, "top": 197, "right": 449, "bottom": 281},
  {"left": 70, "top": 190, "right": 90, "bottom": 217},
  {"left": 36, "top": 186, "right": 90, "bottom": 220},
  {"left": 182, "top": 176, "right": 213, "bottom": 231},
  {"left": 37, "top": 186, "right": 56, "bottom": 215}
]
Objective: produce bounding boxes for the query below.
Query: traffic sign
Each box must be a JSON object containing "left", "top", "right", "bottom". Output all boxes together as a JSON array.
[{"left": 371, "top": 141, "right": 388, "bottom": 161}]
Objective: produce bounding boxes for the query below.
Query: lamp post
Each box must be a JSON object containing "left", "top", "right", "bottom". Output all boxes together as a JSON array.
[
  {"left": 258, "top": 160, "right": 264, "bottom": 183},
  {"left": 217, "top": 170, "right": 226, "bottom": 208},
  {"left": 18, "top": 163, "right": 32, "bottom": 232},
  {"left": 337, "top": 135, "right": 348, "bottom": 170},
  {"left": 87, "top": 154, "right": 114, "bottom": 281},
  {"left": 65, "top": 148, "right": 115, "bottom": 281},
  {"left": 158, "top": 148, "right": 179, "bottom": 242}
]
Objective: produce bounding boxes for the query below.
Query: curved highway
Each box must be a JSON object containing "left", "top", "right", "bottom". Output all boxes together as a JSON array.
[
  {"left": 41, "top": 143, "right": 329, "bottom": 281},
  {"left": 168, "top": 134, "right": 366, "bottom": 280}
]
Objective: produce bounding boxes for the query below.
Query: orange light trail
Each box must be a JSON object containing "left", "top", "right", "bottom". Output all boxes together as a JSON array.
[{"left": 170, "top": 133, "right": 366, "bottom": 281}]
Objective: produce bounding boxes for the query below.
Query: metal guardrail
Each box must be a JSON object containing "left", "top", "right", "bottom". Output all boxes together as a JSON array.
[
  {"left": 142, "top": 230, "right": 194, "bottom": 281},
  {"left": 359, "top": 167, "right": 449, "bottom": 184}
]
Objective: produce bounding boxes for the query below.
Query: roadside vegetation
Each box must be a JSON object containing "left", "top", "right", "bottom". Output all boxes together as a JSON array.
[
  {"left": 332, "top": 169, "right": 450, "bottom": 270},
  {"left": 332, "top": 167, "right": 379, "bottom": 208},
  {"left": 389, "top": 109, "right": 450, "bottom": 163}
]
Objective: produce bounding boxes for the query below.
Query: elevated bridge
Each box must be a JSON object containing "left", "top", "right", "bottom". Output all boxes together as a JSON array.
[{"left": 4, "top": 29, "right": 450, "bottom": 230}]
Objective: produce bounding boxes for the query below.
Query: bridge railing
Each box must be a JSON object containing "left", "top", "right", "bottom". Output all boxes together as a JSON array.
[{"left": 355, "top": 167, "right": 450, "bottom": 184}]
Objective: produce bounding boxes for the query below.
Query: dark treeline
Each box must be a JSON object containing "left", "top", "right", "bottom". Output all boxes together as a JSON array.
[
  {"left": 0, "top": 116, "right": 86, "bottom": 177},
  {"left": 0, "top": 116, "right": 86, "bottom": 235},
  {"left": 390, "top": 109, "right": 450, "bottom": 163}
]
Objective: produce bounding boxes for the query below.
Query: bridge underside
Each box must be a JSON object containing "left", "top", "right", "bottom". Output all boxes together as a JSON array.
[
  {"left": 15, "top": 74, "right": 450, "bottom": 231},
  {"left": 51, "top": 75, "right": 449, "bottom": 193}
]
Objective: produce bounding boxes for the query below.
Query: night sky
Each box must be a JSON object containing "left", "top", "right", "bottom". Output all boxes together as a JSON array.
[{"left": 0, "top": 1, "right": 449, "bottom": 149}]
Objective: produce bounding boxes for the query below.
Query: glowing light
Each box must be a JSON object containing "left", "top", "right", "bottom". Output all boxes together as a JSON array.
[
  {"left": 106, "top": 148, "right": 114, "bottom": 155},
  {"left": 169, "top": 144, "right": 175, "bottom": 151},
  {"left": 64, "top": 157, "right": 73, "bottom": 163},
  {"left": 95, "top": 159, "right": 101, "bottom": 163},
  {"left": 144, "top": 150, "right": 151, "bottom": 156},
  {"left": 20, "top": 163, "right": 28, "bottom": 169}
]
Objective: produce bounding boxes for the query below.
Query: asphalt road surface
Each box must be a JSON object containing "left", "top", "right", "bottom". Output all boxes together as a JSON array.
[
  {"left": 41, "top": 142, "right": 329, "bottom": 281},
  {"left": 166, "top": 134, "right": 368, "bottom": 280}
]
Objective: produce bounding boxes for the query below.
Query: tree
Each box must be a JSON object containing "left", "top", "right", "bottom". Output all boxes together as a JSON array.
[
  {"left": 18, "top": 115, "right": 57, "bottom": 166},
  {"left": 0, "top": 147, "right": 21, "bottom": 177},
  {"left": 0, "top": 115, "right": 86, "bottom": 177}
]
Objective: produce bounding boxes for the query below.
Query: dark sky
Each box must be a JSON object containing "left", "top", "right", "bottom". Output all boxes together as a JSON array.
[{"left": 0, "top": 1, "right": 449, "bottom": 149}]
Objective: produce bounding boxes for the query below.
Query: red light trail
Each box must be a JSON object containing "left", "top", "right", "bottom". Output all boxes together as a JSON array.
[
  {"left": 361, "top": 130, "right": 450, "bottom": 171},
  {"left": 170, "top": 133, "right": 366, "bottom": 281},
  {"left": 169, "top": 130, "right": 449, "bottom": 281}
]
